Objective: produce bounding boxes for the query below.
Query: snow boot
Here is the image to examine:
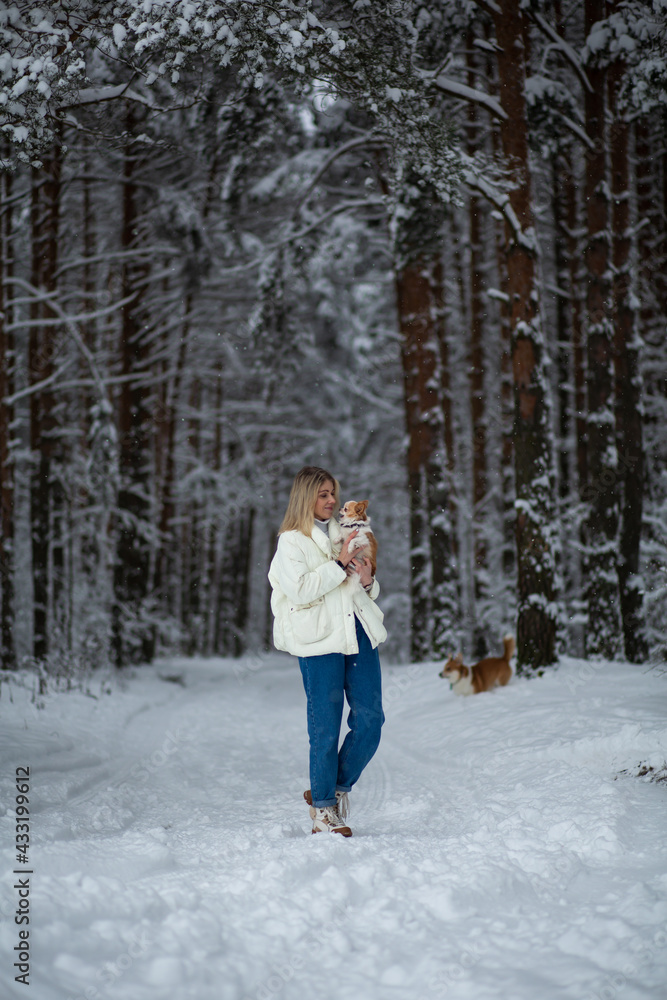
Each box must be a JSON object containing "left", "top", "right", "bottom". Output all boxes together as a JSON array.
[
  {"left": 304, "top": 789, "right": 352, "bottom": 836},
  {"left": 311, "top": 805, "right": 353, "bottom": 837}
]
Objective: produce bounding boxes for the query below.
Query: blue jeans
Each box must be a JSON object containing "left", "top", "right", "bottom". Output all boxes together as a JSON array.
[{"left": 298, "top": 616, "right": 384, "bottom": 808}]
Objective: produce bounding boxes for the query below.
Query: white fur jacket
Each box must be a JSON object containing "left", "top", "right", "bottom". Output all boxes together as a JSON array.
[{"left": 268, "top": 519, "right": 387, "bottom": 657}]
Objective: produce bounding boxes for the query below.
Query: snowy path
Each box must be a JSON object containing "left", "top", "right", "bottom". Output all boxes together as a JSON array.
[{"left": 2, "top": 652, "right": 667, "bottom": 1000}]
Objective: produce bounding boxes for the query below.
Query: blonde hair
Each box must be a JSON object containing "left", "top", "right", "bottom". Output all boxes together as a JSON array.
[{"left": 278, "top": 466, "right": 340, "bottom": 535}]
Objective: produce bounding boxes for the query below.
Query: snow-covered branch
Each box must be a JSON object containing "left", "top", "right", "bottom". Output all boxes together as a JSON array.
[
  {"left": 473, "top": 0, "right": 502, "bottom": 15},
  {"left": 464, "top": 171, "right": 536, "bottom": 254},
  {"left": 528, "top": 10, "right": 593, "bottom": 94},
  {"left": 555, "top": 111, "right": 595, "bottom": 151},
  {"left": 60, "top": 84, "right": 163, "bottom": 111},
  {"left": 55, "top": 246, "right": 180, "bottom": 280},
  {"left": 427, "top": 75, "right": 508, "bottom": 122},
  {"left": 5, "top": 277, "right": 116, "bottom": 405},
  {"left": 292, "top": 135, "right": 389, "bottom": 218},
  {"left": 6, "top": 285, "right": 139, "bottom": 332},
  {"left": 216, "top": 199, "right": 386, "bottom": 275}
]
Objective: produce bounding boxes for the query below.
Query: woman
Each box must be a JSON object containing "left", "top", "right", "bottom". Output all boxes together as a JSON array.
[{"left": 268, "top": 466, "right": 387, "bottom": 836}]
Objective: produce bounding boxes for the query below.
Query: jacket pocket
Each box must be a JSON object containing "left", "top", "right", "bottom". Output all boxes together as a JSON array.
[
  {"left": 355, "top": 595, "right": 384, "bottom": 626},
  {"left": 288, "top": 596, "right": 333, "bottom": 645},
  {"left": 354, "top": 596, "right": 387, "bottom": 645}
]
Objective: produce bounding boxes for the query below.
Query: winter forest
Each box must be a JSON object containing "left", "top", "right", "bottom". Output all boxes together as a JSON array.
[{"left": 1, "top": 0, "right": 667, "bottom": 679}]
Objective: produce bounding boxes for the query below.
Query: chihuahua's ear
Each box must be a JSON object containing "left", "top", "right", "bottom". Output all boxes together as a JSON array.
[
  {"left": 454, "top": 652, "right": 463, "bottom": 665},
  {"left": 356, "top": 500, "right": 369, "bottom": 514}
]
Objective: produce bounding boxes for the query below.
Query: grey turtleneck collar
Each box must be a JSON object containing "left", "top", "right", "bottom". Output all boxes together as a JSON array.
[{"left": 314, "top": 518, "right": 330, "bottom": 535}]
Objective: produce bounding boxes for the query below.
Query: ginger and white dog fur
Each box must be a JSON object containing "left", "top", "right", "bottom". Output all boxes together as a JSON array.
[
  {"left": 439, "top": 636, "right": 515, "bottom": 695},
  {"left": 338, "top": 500, "right": 377, "bottom": 581}
]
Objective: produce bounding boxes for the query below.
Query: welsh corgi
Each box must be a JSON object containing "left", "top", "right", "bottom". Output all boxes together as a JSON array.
[{"left": 439, "top": 636, "right": 515, "bottom": 695}]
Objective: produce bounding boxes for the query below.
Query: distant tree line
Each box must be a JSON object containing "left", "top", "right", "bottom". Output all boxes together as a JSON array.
[{"left": 0, "top": 0, "right": 665, "bottom": 678}]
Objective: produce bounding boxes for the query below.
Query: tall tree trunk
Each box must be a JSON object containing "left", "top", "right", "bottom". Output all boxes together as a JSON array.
[
  {"left": 29, "top": 140, "right": 63, "bottom": 666},
  {"left": 582, "top": 0, "right": 622, "bottom": 658},
  {"left": 491, "top": 0, "right": 558, "bottom": 670},
  {"left": 491, "top": 171, "right": 515, "bottom": 584},
  {"left": 564, "top": 179, "right": 588, "bottom": 511},
  {"left": 430, "top": 255, "right": 460, "bottom": 658},
  {"left": 216, "top": 454, "right": 254, "bottom": 657},
  {"left": 636, "top": 116, "right": 667, "bottom": 490},
  {"left": 487, "top": 29, "right": 515, "bottom": 588},
  {"left": 561, "top": 148, "right": 588, "bottom": 659},
  {"left": 204, "top": 373, "right": 224, "bottom": 656},
  {"left": 636, "top": 121, "right": 661, "bottom": 359},
  {"left": 397, "top": 262, "right": 431, "bottom": 660},
  {"left": 438, "top": 217, "right": 461, "bottom": 582},
  {"left": 181, "top": 376, "right": 203, "bottom": 653},
  {"left": 0, "top": 163, "right": 15, "bottom": 669},
  {"left": 550, "top": 7, "right": 588, "bottom": 542},
  {"left": 217, "top": 508, "right": 255, "bottom": 657},
  {"left": 609, "top": 56, "right": 648, "bottom": 662},
  {"left": 394, "top": 171, "right": 456, "bottom": 661},
  {"left": 552, "top": 153, "right": 572, "bottom": 509},
  {"left": 77, "top": 144, "right": 116, "bottom": 665},
  {"left": 553, "top": 148, "right": 586, "bottom": 643},
  {"left": 154, "top": 295, "right": 191, "bottom": 623},
  {"left": 551, "top": 152, "right": 573, "bottom": 646},
  {"left": 112, "top": 109, "right": 154, "bottom": 667},
  {"left": 466, "top": 40, "right": 489, "bottom": 658}
]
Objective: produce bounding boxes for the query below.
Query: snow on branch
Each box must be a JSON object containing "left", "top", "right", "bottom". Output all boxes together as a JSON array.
[
  {"left": 60, "top": 84, "right": 163, "bottom": 112},
  {"left": 527, "top": 10, "right": 593, "bottom": 94},
  {"left": 555, "top": 111, "right": 595, "bottom": 151},
  {"left": 473, "top": 0, "right": 502, "bottom": 15},
  {"left": 427, "top": 75, "right": 508, "bottom": 121},
  {"left": 216, "top": 199, "right": 386, "bottom": 275},
  {"left": 4, "top": 362, "right": 73, "bottom": 408},
  {"left": 4, "top": 277, "right": 120, "bottom": 407},
  {"left": 55, "top": 246, "right": 180, "bottom": 280},
  {"left": 292, "top": 135, "right": 389, "bottom": 218},
  {"left": 464, "top": 171, "right": 537, "bottom": 254}
]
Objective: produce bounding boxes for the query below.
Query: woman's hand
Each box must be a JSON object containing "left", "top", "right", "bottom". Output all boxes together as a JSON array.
[
  {"left": 353, "top": 556, "right": 373, "bottom": 588},
  {"left": 338, "top": 529, "right": 360, "bottom": 567}
]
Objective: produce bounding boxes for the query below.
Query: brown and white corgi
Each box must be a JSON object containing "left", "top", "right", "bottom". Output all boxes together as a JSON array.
[
  {"left": 439, "top": 636, "right": 515, "bottom": 695},
  {"left": 338, "top": 499, "right": 377, "bottom": 578}
]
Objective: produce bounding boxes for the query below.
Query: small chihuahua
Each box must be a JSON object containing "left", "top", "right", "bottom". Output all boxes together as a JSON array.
[
  {"left": 439, "top": 636, "right": 515, "bottom": 695},
  {"left": 338, "top": 500, "right": 377, "bottom": 578}
]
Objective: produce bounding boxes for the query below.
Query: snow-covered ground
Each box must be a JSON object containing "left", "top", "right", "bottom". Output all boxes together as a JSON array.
[{"left": 1, "top": 650, "right": 667, "bottom": 1000}]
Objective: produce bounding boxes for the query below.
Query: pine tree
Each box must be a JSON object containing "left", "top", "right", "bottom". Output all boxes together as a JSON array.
[
  {"left": 392, "top": 170, "right": 457, "bottom": 660},
  {"left": 29, "top": 140, "right": 63, "bottom": 666},
  {"left": 112, "top": 109, "right": 154, "bottom": 667},
  {"left": 488, "top": 0, "right": 559, "bottom": 669},
  {"left": 0, "top": 160, "right": 15, "bottom": 670},
  {"left": 609, "top": 50, "right": 648, "bottom": 662},
  {"left": 581, "top": 0, "right": 623, "bottom": 658}
]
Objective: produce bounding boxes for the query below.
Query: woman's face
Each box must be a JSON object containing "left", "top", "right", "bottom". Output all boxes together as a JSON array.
[{"left": 313, "top": 480, "right": 336, "bottom": 521}]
